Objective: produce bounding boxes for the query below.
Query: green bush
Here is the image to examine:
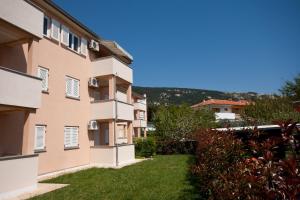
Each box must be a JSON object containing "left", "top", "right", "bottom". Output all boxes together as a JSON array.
[{"left": 134, "top": 137, "right": 156, "bottom": 158}]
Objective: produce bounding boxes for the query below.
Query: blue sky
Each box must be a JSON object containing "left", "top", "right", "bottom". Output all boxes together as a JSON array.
[{"left": 54, "top": 0, "right": 300, "bottom": 94}]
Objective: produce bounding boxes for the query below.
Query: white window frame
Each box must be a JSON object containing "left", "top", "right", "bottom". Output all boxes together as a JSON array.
[
  {"left": 64, "top": 126, "right": 79, "bottom": 148},
  {"left": 34, "top": 125, "right": 46, "bottom": 151},
  {"left": 65, "top": 76, "right": 80, "bottom": 99},
  {"left": 43, "top": 16, "right": 51, "bottom": 37},
  {"left": 51, "top": 18, "right": 60, "bottom": 41},
  {"left": 37, "top": 66, "right": 49, "bottom": 92},
  {"left": 68, "top": 32, "right": 81, "bottom": 53}
]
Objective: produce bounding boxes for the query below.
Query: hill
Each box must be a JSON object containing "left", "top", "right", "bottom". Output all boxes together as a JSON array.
[{"left": 133, "top": 86, "right": 260, "bottom": 106}]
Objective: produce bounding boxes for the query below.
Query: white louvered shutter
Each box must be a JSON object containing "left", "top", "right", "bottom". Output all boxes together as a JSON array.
[
  {"left": 35, "top": 126, "right": 45, "bottom": 150},
  {"left": 38, "top": 67, "right": 48, "bottom": 91},
  {"left": 81, "top": 38, "right": 87, "bottom": 56},
  {"left": 51, "top": 19, "right": 60, "bottom": 41},
  {"left": 64, "top": 127, "right": 71, "bottom": 147},
  {"left": 73, "top": 79, "right": 79, "bottom": 98},
  {"left": 61, "top": 25, "right": 69, "bottom": 46},
  {"left": 66, "top": 77, "right": 72, "bottom": 97},
  {"left": 71, "top": 127, "right": 79, "bottom": 147}
]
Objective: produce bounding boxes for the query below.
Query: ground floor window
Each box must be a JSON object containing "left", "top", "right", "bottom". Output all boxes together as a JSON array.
[
  {"left": 64, "top": 126, "right": 79, "bottom": 149},
  {"left": 35, "top": 125, "right": 46, "bottom": 151}
]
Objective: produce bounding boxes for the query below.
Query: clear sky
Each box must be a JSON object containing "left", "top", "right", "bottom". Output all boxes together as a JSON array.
[{"left": 54, "top": 0, "right": 300, "bottom": 94}]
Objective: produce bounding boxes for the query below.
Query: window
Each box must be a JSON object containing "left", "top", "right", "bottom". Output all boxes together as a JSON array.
[
  {"left": 51, "top": 18, "right": 60, "bottom": 41},
  {"left": 139, "top": 112, "right": 145, "bottom": 120},
  {"left": 64, "top": 126, "right": 79, "bottom": 148},
  {"left": 81, "top": 38, "right": 87, "bottom": 56},
  {"left": 35, "top": 125, "right": 46, "bottom": 151},
  {"left": 68, "top": 32, "right": 80, "bottom": 53},
  {"left": 61, "top": 25, "right": 69, "bottom": 46},
  {"left": 43, "top": 16, "right": 51, "bottom": 37},
  {"left": 37, "top": 67, "right": 49, "bottom": 92},
  {"left": 66, "top": 76, "right": 80, "bottom": 98}
]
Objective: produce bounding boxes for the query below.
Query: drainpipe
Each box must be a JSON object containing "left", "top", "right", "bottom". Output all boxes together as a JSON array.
[{"left": 114, "top": 74, "right": 119, "bottom": 167}]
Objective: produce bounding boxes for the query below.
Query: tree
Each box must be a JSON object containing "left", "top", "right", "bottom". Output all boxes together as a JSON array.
[
  {"left": 153, "top": 104, "right": 215, "bottom": 140},
  {"left": 242, "top": 97, "right": 300, "bottom": 125},
  {"left": 280, "top": 74, "right": 300, "bottom": 101}
]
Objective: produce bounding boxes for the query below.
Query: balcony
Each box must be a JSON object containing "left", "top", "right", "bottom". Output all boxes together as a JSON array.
[
  {"left": 134, "top": 102, "right": 147, "bottom": 111},
  {"left": 133, "top": 119, "right": 147, "bottom": 128},
  {"left": 0, "top": 0, "right": 43, "bottom": 43},
  {"left": 92, "top": 56, "right": 133, "bottom": 83},
  {"left": 215, "top": 112, "right": 236, "bottom": 121},
  {"left": 0, "top": 67, "right": 42, "bottom": 109},
  {"left": 90, "top": 145, "right": 135, "bottom": 167},
  {"left": 0, "top": 154, "right": 38, "bottom": 199},
  {"left": 90, "top": 100, "right": 134, "bottom": 121}
]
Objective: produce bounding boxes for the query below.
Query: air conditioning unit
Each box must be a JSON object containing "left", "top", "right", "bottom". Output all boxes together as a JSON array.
[
  {"left": 89, "top": 40, "right": 100, "bottom": 51},
  {"left": 88, "top": 77, "right": 99, "bottom": 88},
  {"left": 88, "top": 120, "right": 98, "bottom": 130}
]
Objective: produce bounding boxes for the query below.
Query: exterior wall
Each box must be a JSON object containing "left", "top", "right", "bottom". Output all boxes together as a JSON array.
[
  {"left": 0, "top": 0, "right": 43, "bottom": 38},
  {"left": 209, "top": 105, "right": 232, "bottom": 113},
  {"left": 0, "top": 67, "right": 42, "bottom": 109},
  {"left": 0, "top": 44, "right": 28, "bottom": 73},
  {"left": 31, "top": 36, "right": 92, "bottom": 175},
  {"left": 0, "top": 155, "right": 38, "bottom": 199},
  {"left": 0, "top": 111, "right": 26, "bottom": 156},
  {"left": 117, "top": 145, "right": 135, "bottom": 165}
]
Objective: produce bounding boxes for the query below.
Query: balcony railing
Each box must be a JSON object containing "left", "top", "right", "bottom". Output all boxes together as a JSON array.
[
  {"left": 92, "top": 56, "right": 133, "bottom": 83},
  {"left": 134, "top": 102, "right": 147, "bottom": 111},
  {"left": 133, "top": 119, "right": 147, "bottom": 128},
  {"left": 90, "top": 100, "right": 134, "bottom": 121},
  {"left": 0, "top": 67, "right": 42, "bottom": 109}
]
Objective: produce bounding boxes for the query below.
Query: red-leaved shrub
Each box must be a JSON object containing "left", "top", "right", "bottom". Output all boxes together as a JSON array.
[{"left": 192, "top": 121, "right": 300, "bottom": 199}]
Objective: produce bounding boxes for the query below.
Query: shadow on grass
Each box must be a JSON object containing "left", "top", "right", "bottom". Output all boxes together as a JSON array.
[{"left": 178, "top": 155, "right": 205, "bottom": 200}]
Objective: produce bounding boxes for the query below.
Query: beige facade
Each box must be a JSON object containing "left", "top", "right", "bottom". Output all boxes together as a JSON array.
[
  {"left": 132, "top": 93, "right": 148, "bottom": 138},
  {"left": 0, "top": 0, "right": 139, "bottom": 198}
]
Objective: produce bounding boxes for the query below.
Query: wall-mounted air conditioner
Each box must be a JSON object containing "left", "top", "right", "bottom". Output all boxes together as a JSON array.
[
  {"left": 88, "top": 77, "right": 99, "bottom": 88},
  {"left": 88, "top": 40, "right": 100, "bottom": 51},
  {"left": 88, "top": 120, "right": 99, "bottom": 130}
]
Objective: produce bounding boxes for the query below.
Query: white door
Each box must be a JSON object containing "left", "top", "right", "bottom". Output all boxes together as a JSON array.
[{"left": 104, "top": 128, "right": 109, "bottom": 145}]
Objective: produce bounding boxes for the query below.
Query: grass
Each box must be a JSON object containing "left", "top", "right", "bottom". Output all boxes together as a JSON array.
[{"left": 30, "top": 155, "right": 200, "bottom": 200}]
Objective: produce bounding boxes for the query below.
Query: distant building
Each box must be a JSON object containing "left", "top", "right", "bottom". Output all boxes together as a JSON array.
[{"left": 191, "top": 99, "right": 249, "bottom": 121}]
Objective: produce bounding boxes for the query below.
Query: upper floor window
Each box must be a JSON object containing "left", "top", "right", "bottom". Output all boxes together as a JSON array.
[
  {"left": 35, "top": 125, "right": 46, "bottom": 151},
  {"left": 43, "top": 16, "right": 51, "bottom": 37},
  {"left": 66, "top": 76, "right": 80, "bottom": 99},
  {"left": 69, "top": 32, "right": 80, "bottom": 53},
  {"left": 37, "top": 67, "right": 49, "bottom": 92}
]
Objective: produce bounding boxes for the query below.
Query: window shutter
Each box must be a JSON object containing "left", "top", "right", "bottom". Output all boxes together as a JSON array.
[
  {"left": 66, "top": 77, "right": 72, "bottom": 96},
  {"left": 71, "top": 127, "right": 79, "bottom": 147},
  {"left": 73, "top": 79, "right": 79, "bottom": 98},
  {"left": 51, "top": 19, "right": 60, "bottom": 41},
  {"left": 81, "top": 38, "right": 87, "bottom": 56},
  {"left": 35, "top": 126, "right": 45, "bottom": 150},
  {"left": 61, "top": 25, "right": 69, "bottom": 46},
  {"left": 38, "top": 67, "right": 48, "bottom": 91},
  {"left": 64, "top": 127, "right": 71, "bottom": 147}
]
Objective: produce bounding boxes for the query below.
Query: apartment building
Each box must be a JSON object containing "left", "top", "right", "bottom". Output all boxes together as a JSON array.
[
  {"left": 132, "top": 92, "right": 147, "bottom": 137},
  {"left": 0, "top": 0, "right": 136, "bottom": 198},
  {"left": 191, "top": 99, "right": 249, "bottom": 121}
]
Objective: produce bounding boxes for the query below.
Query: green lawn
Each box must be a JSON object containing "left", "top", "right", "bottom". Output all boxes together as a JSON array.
[{"left": 31, "top": 155, "right": 200, "bottom": 200}]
